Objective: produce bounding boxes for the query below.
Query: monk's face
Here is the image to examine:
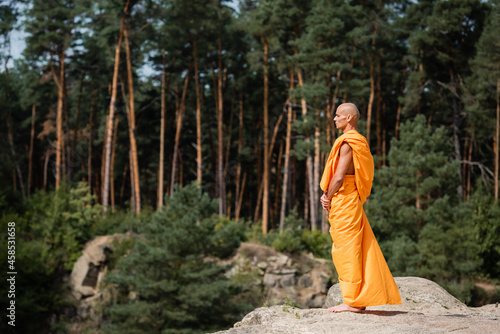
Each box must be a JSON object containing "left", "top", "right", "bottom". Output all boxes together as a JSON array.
[{"left": 334, "top": 107, "right": 350, "bottom": 130}]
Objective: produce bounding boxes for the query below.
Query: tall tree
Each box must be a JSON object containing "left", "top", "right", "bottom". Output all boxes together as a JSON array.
[
  {"left": 468, "top": 2, "right": 500, "bottom": 201},
  {"left": 123, "top": 25, "right": 140, "bottom": 213},
  {"left": 406, "top": 0, "right": 488, "bottom": 199},
  {"left": 102, "top": 0, "right": 130, "bottom": 213},
  {"left": 24, "top": 0, "right": 77, "bottom": 189}
]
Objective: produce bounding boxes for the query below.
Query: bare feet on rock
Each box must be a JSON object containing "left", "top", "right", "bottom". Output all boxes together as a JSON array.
[{"left": 328, "top": 303, "right": 363, "bottom": 313}]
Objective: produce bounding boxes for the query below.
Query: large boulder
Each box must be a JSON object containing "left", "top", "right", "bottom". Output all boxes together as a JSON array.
[
  {"left": 225, "top": 242, "right": 333, "bottom": 308},
  {"left": 69, "top": 234, "right": 126, "bottom": 300},
  {"left": 215, "top": 277, "right": 500, "bottom": 334},
  {"left": 325, "top": 276, "right": 471, "bottom": 314}
]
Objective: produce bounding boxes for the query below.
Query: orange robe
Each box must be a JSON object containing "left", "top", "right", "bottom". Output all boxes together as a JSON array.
[{"left": 320, "top": 130, "right": 401, "bottom": 307}]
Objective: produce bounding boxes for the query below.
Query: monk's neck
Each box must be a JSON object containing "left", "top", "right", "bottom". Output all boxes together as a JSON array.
[{"left": 341, "top": 125, "right": 357, "bottom": 133}]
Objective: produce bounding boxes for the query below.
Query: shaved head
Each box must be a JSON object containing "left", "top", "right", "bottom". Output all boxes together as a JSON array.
[
  {"left": 337, "top": 103, "right": 360, "bottom": 119},
  {"left": 333, "top": 103, "right": 360, "bottom": 132}
]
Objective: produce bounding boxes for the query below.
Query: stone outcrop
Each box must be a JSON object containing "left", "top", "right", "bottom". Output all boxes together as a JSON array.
[
  {"left": 325, "top": 276, "right": 471, "bottom": 313},
  {"left": 215, "top": 277, "right": 499, "bottom": 334},
  {"left": 69, "top": 234, "right": 122, "bottom": 300},
  {"left": 225, "top": 242, "right": 333, "bottom": 308}
]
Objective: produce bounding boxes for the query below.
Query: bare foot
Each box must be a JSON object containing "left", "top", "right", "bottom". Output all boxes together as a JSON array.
[{"left": 328, "top": 303, "right": 363, "bottom": 313}]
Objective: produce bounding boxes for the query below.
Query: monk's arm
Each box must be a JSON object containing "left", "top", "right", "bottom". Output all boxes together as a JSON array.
[{"left": 325, "top": 143, "right": 353, "bottom": 200}]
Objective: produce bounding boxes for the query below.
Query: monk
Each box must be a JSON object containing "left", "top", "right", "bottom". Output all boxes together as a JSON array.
[{"left": 320, "top": 103, "right": 401, "bottom": 313}]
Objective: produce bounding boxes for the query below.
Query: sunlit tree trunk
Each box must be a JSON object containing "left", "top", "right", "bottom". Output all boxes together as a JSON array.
[
  {"left": 366, "top": 55, "right": 374, "bottom": 145},
  {"left": 124, "top": 26, "right": 140, "bottom": 214},
  {"left": 110, "top": 114, "right": 120, "bottom": 212},
  {"left": 297, "top": 68, "right": 317, "bottom": 230},
  {"left": 262, "top": 35, "right": 269, "bottom": 233},
  {"left": 170, "top": 68, "right": 191, "bottom": 195},
  {"left": 280, "top": 71, "right": 294, "bottom": 232},
  {"left": 193, "top": 38, "right": 203, "bottom": 188},
  {"left": 55, "top": 48, "right": 66, "bottom": 190},
  {"left": 217, "top": 37, "right": 226, "bottom": 216},
  {"left": 376, "top": 61, "right": 382, "bottom": 168},
  {"left": 129, "top": 149, "right": 136, "bottom": 212},
  {"left": 103, "top": 0, "right": 129, "bottom": 212},
  {"left": 273, "top": 140, "right": 283, "bottom": 222}
]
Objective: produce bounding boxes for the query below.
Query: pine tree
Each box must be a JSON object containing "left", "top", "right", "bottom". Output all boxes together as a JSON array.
[
  {"left": 467, "top": 1, "right": 500, "bottom": 200},
  {"left": 103, "top": 182, "right": 246, "bottom": 334},
  {"left": 367, "top": 115, "right": 459, "bottom": 275}
]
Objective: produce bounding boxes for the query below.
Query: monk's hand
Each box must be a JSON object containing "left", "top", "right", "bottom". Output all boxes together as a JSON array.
[{"left": 320, "top": 193, "right": 331, "bottom": 212}]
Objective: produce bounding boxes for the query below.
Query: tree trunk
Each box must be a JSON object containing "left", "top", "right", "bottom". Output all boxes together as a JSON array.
[
  {"left": 124, "top": 25, "right": 141, "bottom": 214},
  {"left": 158, "top": 51, "right": 167, "bottom": 209},
  {"left": 280, "top": 71, "right": 294, "bottom": 232},
  {"left": 120, "top": 162, "right": 129, "bottom": 207},
  {"left": 366, "top": 55, "right": 374, "bottom": 144},
  {"left": 110, "top": 114, "right": 120, "bottom": 212},
  {"left": 224, "top": 95, "right": 234, "bottom": 178},
  {"left": 28, "top": 104, "right": 36, "bottom": 197},
  {"left": 450, "top": 68, "right": 463, "bottom": 199},
  {"left": 55, "top": 49, "right": 66, "bottom": 190},
  {"left": 376, "top": 60, "right": 382, "bottom": 168},
  {"left": 254, "top": 178, "right": 264, "bottom": 222},
  {"left": 217, "top": 37, "right": 226, "bottom": 216},
  {"left": 297, "top": 68, "right": 317, "bottom": 230},
  {"left": 495, "top": 79, "right": 500, "bottom": 201},
  {"left": 262, "top": 35, "right": 270, "bottom": 233},
  {"left": 170, "top": 67, "right": 191, "bottom": 195},
  {"left": 235, "top": 93, "right": 244, "bottom": 220},
  {"left": 193, "top": 38, "right": 203, "bottom": 188},
  {"left": 272, "top": 139, "right": 284, "bottom": 223},
  {"left": 129, "top": 149, "right": 136, "bottom": 212},
  {"left": 44, "top": 151, "right": 50, "bottom": 191},
  {"left": 236, "top": 172, "right": 247, "bottom": 220},
  {"left": 103, "top": 1, "right": 129, "bottom": 213},
  {"left": 88, "top": 90, "right": 96, "bottom": 193},
  {"left": 71, "top": 74, "right": 84, "bottom": 176},
  {"left": 314, "top": 111, "right": 321, "bottom": 231},
  {"left": 395, "top": 69, "right": 406, "bottom": 139},
  {"left": 329, "top": 70, "right": 341, "bottom": 145}
]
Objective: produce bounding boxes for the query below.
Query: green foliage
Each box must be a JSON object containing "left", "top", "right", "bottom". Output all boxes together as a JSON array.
[
  {"left": 367, "top": 115, "right": 500, "bottom": 304},
  {"left": 102, "top": 182, "right": 247, "bottom": 334},
  {"left": 27, "top": 182, "right": 102, "bottom": 270},
  {"left": 0, "top": 181, "right": 115, "bottom": 333},
  {"left": 90, "top": 210, "right": 142, "bottom": 236}
]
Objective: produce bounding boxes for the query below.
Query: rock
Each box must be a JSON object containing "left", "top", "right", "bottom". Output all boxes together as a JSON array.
[
  {"left": 214, "top": 304, "right": 499, "bottom": 334},
  {"left": 280, "top": 274, "right": 296, "bottom": 287},
  {"left": 298, "top": 275, "right": 313, "bottom": 288},
  {"left": 225, "top": 242, "right": 333, "bottom": 309},
  {"left": 275, "top": 254, "right": 289, "bottom": 267},
  {"left": 215, "top": 277, "right": 500, "bottom": 334},
  {"left": 69, "top": 234, "right": 125, "bottom": 300},
  {"left": 263, "top": 273, "right": 281, "bottom": 288},
  {"left": 257, "top": 262, "right": 268, "bottom": 270},
  {"left": 325, "top": 277, "right": 471, "bottom": 314}
]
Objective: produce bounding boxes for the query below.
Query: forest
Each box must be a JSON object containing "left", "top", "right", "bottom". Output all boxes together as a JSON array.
[{"left": 0, "top": 0, "right": 499, "bottom": 333}]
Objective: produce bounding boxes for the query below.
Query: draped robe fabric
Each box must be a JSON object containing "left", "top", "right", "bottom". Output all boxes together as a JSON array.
[{"left": 320, "top": 130, "right": 401, "bottom": 307}]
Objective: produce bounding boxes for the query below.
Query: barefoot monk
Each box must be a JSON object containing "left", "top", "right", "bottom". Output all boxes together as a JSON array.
[{"left": 319, "top": 103, "right": 401, "bottom": 313}]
